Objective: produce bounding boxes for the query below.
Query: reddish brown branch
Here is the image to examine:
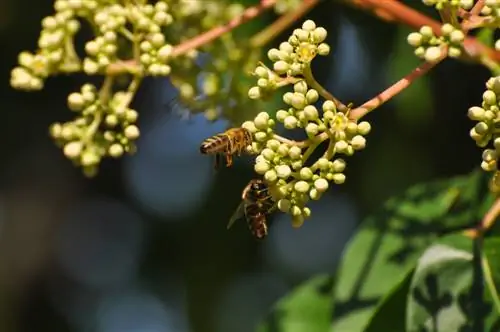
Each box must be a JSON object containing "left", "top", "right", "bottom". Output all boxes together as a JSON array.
[
  {"left": 464, "top": 196, "right": 500, "bottom": 239},
  {"left": 349, "top": 50, "right": 447, "bottom": 120},
  {"left": 346, "top": 0, "right": 500, "bottom": 61}
]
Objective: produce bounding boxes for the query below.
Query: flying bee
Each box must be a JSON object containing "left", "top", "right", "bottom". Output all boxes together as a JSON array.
[
  {"left": 227, "top": 179, "right": 276, "bottom": 239},
  {"left": 199, "top": 127, "right": 253, "bottom": 168}
]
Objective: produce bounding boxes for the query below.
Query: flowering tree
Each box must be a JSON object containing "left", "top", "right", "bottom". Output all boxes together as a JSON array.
[{"left": 10, "top": 0, "right": 500, "bottom": 330}]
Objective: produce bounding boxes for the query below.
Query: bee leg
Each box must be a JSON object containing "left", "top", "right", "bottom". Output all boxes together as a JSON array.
[
  {"left": 214, "top": 154, "right": 221, "bottom": 169},
  {"left": 225, "top": 154, "right": 233, "bottom": 167}
]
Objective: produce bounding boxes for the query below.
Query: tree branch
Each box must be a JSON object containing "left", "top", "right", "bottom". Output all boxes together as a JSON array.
[
  {"left": 349, "top": 49, "right": 447, "bottom": 120},
  {"left": 345, "top": 0, "right": 500, "bottom": 62}
]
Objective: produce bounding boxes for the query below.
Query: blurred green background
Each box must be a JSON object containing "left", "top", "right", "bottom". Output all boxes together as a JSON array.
[{"left": 0, "top": 0, "right": 490, "bottom": 331}]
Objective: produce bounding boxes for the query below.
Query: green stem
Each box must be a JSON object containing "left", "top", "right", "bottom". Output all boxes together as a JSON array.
[
  {"left": 302, "top": 65, "right": 347, "bottom": 112},
  {"left": 482, "top": 249, "right": 500, "bottom": 314}
]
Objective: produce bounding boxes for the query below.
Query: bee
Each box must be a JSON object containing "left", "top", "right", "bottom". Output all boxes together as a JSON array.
[
  {"left": 227, "top": 179, "right": 276, "bottom": 239},
  {"left": 199, "top": 127, "right": 253, "bottom": 168}
]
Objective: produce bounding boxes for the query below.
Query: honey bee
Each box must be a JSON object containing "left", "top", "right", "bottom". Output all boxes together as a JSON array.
[
  {"left": 199, "top": 127, "right": 253, "bottom": 168},
  {"left": 227, "top": 179, "right": 276, "bottom": 239}
]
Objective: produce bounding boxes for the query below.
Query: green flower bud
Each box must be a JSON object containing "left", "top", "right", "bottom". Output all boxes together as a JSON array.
[
  {"left": 255, "top": 161, "right": 270, "bottom": 174},
  {"left": 109, "top": 143, "right": 124, "bottom": 158},
  {"left": 261, "top": 148, "right": 275, "bottom": 161},
  {"left": 266, "top": 139, "right": 280, "bottom": 151},
  {"left": 314, "top": 178, "right": 329, "bottom": 193},
  {"left": 333, "top": 173, "right": 346, "bottom": 184},
  {"left": 346, "top": 122, "right": 358, "bottom": 135},
  {"left": 63, "top": 141, "right": 83, "bottom": 159},
  {"left": 265, "top": 170, "right": 278, "bottom": 182},
  {"left": 278, "top": 199, "right": 291, "bottom": 212},
  {"left": 124, "top": 125, "right": 140, "bottom": 140},
  {"left": 351, "top": 135, "right": 366, "bottom": 150},
  {"left": 284, "top": 115, "right": 298, "bottom": 129},
  {"left": 323, "top": 110, "right": 335, "bottom": 121},
  {"left": 81, "top": 150, "right": 100, "bottom": 166},
  {"left": 290, "top": 93, "right": 307, "bottom": 109},
  {"left": 483, "top": 149, "right": 497, "bottom": 162},
  {"left": 424, "top": 46, "right": 442, "bottom": 63},
  {"left": 277, "top": 144, "right": 289, "bottom": 157},
  {"left": 254, "top": 131, "right": 268, "bottom": 142},
  {"left": 279, "top": 41, "right": 294, "bottom": 54},
  {"left": 67, "top": 92, "right": 85, "bottom": 111},
  {"left": 335, "top": 140, "right": 349, "bottom": 152},
  {"left": 481, "top": 160, "right": 497, "bottom": 172},
  {"left": 407, "top": 32, "right": 423, "bottom": 47},
  {"left": 304, "top": 105, "right": 319, "bottom": 120},
  {"left": 357, "top": 121, "right": 371, "bottom": 135},
  {"left": 483, "top": 90, "right": 497, "bottom": 105},
  {"left": 288, "top": 146, "right": 302, "bottom": 159},
  {"left": 299, "top": 167, "right": 313, "bottom": 180},
  {"left": 105, "top": 114, "right": 118, "bottom": 127},
  {"left": 248, "top": 86, "right": 261, "bottom": 99},
  {"left": 311, "top": 27, "right": 327, "bottom": 43},
  {"left": 267, "top": 48, "right": 281, "bottom": 61},
  {"left": 302, "top": 207, "right": 312, "bottom": 219},
  {"left": 475, "top": 122, "right": 489, "bottom": 135},
  {"left": 447, "top": 47, "right": 461, "bottom": 58},
  {"left": 257, "top": 78, "right": 269, "bottom": 89},
  {"left": 494, "top": 138, "right": 500, "bottom": 151},
  {"left": 322, "top": 100, "right": 336, "bottom": 112},
  {"left": 309, "top": 188, "right": 321, "bottom": 200},
  {"left": 484, "top": 110, "right": 496, "bottom": 121},
  {"left": 294, "top": 80, "right": 308, "bottom": 94},
  {"left": 254, "top": 112, "right": 270, "bottom": 130},
  {"left": 306, "top": 123, "right": 319, "bottom": 137},
  {"left": 317, "top": 158, "right": 329, "bottom": 170},
  {"left": 291, "top": 214, "right": 304, "bottom": 228},
  {"left": 254, "top": 65, "right": 268, "bottom": 78},
  {"left": 276, "top": 164, "right": 292, "bottom": 179},
  {"left": 273, "top": 60, "right": 289, "bottom": 74},
  {"left": 441, "top": 23, "right": 454, "bottom": 36},
  {"left": 276, "top": 110, "right": 288, "bottom": 122},
  {"left": 306, "top": 89, "right": 319, "bottom": 103},
  {"left": 317, "top": 43, "right": 330, "bottom": 56},
  {"left": 419, "top": 25, "right": 434, "bottom": 39},
  {"left": 450, "top": 30, "right": 465, "bottom": 44},
  {"left": 332, "top": 159, "right": 346, "bottom": 172},
  {"left": 283, "top": 92, "right": 294, "bottom": 104},
  {"left": 302, "top": 19, "right": 316, "bottom": 31},
  {"left": 291, "top": 205, "right": 302, "bottom": 217},
  {"left": 291, "top": 160, "right": 303, "bottom": 170}
]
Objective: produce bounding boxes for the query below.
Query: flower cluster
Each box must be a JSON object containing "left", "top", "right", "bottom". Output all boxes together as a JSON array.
[
  {"left": 248, "top": 20, "right": 330, "bottom": 100},
  {"left": 469, "top": 76, "right": 500, "bottom": 174},
  {"left": 407, "top": 24, "right": 465, "bottom": 62},
  {"left": 50, "top": 82, "right": 140, "bottom": 177},
  {"left": 243, "top": 20, "right": 371, "bottom": 227},
  {"left": 83, "top": 2, "right": 174, "bottom": 76}
]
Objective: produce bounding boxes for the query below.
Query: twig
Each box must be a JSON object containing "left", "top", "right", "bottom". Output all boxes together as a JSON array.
[
  {"left": 345, "top": 0, "right": 500, "bottom": 62},
  {"left": 250, "top": 0, "right": 320, "bottom": 48},
  {"left": 461, "top": 0, "right": 486, "bottom": 33},
  {"left": 349, "top": 49, "right": 447, "bottom": 120},
  {"left": 303, "top": 65, "right": 348, "bottom": 112},
  {"left": 464, "top": 197, "right": 500, "bottom": 238},
  {"left": 107, "top": 0, "right": 277, "bottom": 75}
]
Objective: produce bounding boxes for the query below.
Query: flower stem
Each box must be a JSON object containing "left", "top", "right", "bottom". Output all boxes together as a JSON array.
[{"left": 303, "top": 65, "right": 347, "bottom": 112}]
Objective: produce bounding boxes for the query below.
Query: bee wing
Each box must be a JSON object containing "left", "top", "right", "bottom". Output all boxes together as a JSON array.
[{"left": 227, "top": 200, "right": 246, "bottom": 230}]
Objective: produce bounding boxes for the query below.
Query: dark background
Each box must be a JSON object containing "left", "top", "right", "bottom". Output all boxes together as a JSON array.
[{"left": 0, "top": 0, "right": 488, "bottom": 331}]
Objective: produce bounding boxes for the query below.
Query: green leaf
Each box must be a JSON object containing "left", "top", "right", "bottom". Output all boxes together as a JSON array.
[
  {"left": 331, "top": 169, "right": 491, "bottom": 331},
  {"left": 406, "top": 234, "right": 474, "bottom": 332},
  {"left": 364, "top": 269, "right": 415, "bottom": 332},
  {"left": 257, "top": 275, "right": 335, "bottom": 332}
]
